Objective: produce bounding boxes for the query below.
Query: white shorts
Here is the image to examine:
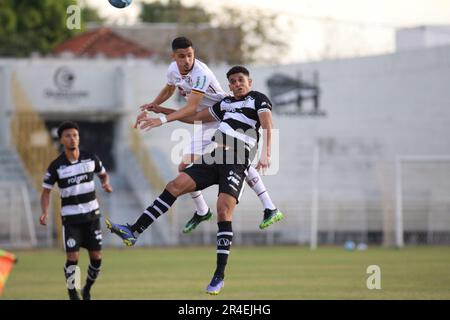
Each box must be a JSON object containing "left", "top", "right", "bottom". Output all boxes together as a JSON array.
[{"left": 183, "top": 122, "right": 219, "bottom": 155}]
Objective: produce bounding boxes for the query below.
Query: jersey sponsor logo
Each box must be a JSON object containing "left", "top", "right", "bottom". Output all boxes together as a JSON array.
[
  {"left": 194, "top": 75, "right": 207, "bottom": 90},
  {"left": 67, "top": 174, "right": 89, "bottom": 185},
  {"left": 200, "top": 76, "right": 206, "bottom": 90},
  {"left": 44, "top": 172, "right": 51, "bottom": 179},
  {"left": 195, "top": 76, "right": 200, "bottom": 88},
  {"left": 66, "top": 238, "right": 76, "bottom": 248}
]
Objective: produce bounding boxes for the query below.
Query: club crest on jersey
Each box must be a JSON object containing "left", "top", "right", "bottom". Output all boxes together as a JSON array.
[
  {"left": 177, "top": 86, "right": 188, "bottom": 97},
  {"left": 66, "top": 238, "right": 76, "bottom": 248}
]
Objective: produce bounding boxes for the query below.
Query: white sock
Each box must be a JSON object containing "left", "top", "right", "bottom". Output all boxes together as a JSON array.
[
  {"left": 190, "top": 191, "right": 209, "bottom": 216},
  {"left": 246, "top": 166, "right": 276, "bottom": 210}
]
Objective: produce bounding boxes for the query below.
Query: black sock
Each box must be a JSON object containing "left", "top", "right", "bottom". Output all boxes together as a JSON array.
[
  {"left": 131, "top": 189, "right": 177, "bottom": 234},
  {"left": 64, "top": 260, "right": 79, "bottom": 294},
  {"left": 214, "top": 221, "right": 233, "bottom": 279},
  {"left": 84, "top": 259, "right": 101, "bottom": 291}
]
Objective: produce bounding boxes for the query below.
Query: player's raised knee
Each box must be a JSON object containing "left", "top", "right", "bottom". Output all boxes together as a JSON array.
[
  {"left": 166, "top": 176, "right": 191, "bottom": 197},
  {"left": 217, "top": 203, "right": 233, "bottom": 220}
]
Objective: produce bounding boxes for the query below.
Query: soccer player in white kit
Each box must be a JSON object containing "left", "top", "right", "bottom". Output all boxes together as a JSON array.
[{"left": 135, "top": 37, "right": 283, "bottom": 232}]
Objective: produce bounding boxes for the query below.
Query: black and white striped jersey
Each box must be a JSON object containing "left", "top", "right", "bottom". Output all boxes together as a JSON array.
[
  {"left": 209, "top": 91, "right": 272, "bottom": 148},
  {"left": 42, "top": 151, "right": 106, "bottom": 225}
]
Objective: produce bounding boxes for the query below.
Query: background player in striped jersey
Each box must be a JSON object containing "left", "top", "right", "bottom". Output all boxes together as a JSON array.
[
  {"left": 107, "top": 66, "right": 277, "bottom": 295},
  {"left": 136, "top": 37, "right": 283, "bottom": 232},
  {"left": 40, "top": 121, "right": 113, "bottom": 300}
]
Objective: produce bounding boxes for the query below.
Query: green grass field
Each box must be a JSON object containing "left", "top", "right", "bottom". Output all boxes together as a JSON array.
[{"left": 2, "top": 245, "right": 450, "bottom": 299}]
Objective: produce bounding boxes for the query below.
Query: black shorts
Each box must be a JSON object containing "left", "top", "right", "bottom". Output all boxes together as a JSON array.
[
  {"left": 62, "top": 218, "right": 102, "bottom": 252},
  {"left": 183, "top": 146, "right": 250, "bottom": 203}
]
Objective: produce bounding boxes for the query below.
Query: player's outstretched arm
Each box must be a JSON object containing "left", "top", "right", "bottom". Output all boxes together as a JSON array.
[
  {"left": 135, "top": 85, "right": 176, "bottom": 128},
  {"left": 138, "top": 92, "right": 203, "bottom": 131},
  {"left": 177, "top": 107, "right": 216, "bottom": 124},
  {"left": 256, "top": 111, "right": 273, "bottom": 174},
  {"left": 140, "top": 85, "right": 176, "bottom": 112}
]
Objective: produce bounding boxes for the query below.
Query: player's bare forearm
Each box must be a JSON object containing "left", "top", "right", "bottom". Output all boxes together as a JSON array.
[
  {"left": 157, "top": 106, "right": 177, "bottom": 115},
  {"left": 153, "top": 85, "right": 175, "bottom": 105},
  {"left": 152, "top": 105, "right": 194, "bottom": 123},
  {"left": 40, "top": 188, "right": 51, "bottom": 225},
  {"left": 256, "top": 111, "right": 273, "bottom": 173},
  {"left": 140, "top": 85, "right": 176, "bottom": 114},
  {"left": 99, "top": 172, "right": 113, "bottom": 193},
  {"left": 138, "top": 93, "right": 204, "bottom": 131},
  {"left": 176, "top": 107, "right": 216, "bottom": 124},
  {"left": 98, "top": 172, "right": 109, "bottom": 185},
  {"left": 259, "top": 112, "right": 273, "bottom": 158},
  {"left": 166, "top": 92, "right": 203, "bottom": 123},
  {"left": 40, "top": 189, "right": 50, "bottom": 214}
]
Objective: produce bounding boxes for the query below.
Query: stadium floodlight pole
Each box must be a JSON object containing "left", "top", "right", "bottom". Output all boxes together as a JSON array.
[
  {"left": 21, "top": 183, "right": 37, "bottom": 247},
  {"left": 310, "top": 145, "right": 320, "bottom": 250},
  {"left": 395, "top": 154, "right": 450, "bottom": 248}
]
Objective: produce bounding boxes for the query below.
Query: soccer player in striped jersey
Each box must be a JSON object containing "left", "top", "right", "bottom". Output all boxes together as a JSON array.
[
  {"left": 136, "top": 37, "right": 283, "bottom": 232},
  {"left": 40, "top": 121, "right": 113, "bottom": 300},
  {"left": 107, "top": 66, "right": 279, "bottom": 295}
]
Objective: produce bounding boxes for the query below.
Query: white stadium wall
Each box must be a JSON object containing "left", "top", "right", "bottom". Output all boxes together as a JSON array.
[{"left": 249, "top": 45, "right": 450, "bottom": 245}]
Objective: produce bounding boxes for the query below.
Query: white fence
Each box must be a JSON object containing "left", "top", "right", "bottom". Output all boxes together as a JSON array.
[{"left": 0, "top": 182, "right": 37, "bottom": 248}]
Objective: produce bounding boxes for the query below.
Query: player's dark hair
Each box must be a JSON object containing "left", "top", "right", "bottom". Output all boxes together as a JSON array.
[
  {"left": 172, "top": 37, "right": 193, "bottom": 51},
  {"left": 57, "top": 121, "right": 79, "bottom": 138},
  {"left": 226, "top": 66, "right": 250, "bottom": 79}
]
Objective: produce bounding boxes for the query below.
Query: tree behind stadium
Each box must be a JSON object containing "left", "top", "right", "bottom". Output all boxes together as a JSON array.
[
  {"left": 140, "top": 0, "right": 289, "bottom": 65},
  {"left": 0, "top": 0, "right": 81, "bottom": 57}
]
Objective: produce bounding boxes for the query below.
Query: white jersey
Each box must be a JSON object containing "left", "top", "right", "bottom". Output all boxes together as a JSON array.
[{"left": 166, "top": 59, "right": 226, "bottom": 112}]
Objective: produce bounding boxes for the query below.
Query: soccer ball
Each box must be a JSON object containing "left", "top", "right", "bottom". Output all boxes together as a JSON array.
[{"left": 108, "top": 0, "right": 132, "bottom": 8}]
